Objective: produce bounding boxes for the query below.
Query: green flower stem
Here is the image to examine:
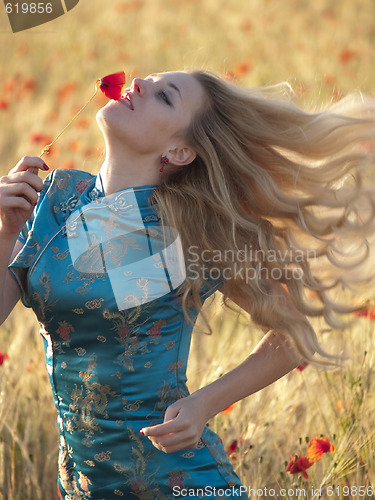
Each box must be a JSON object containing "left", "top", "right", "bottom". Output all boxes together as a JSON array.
[{"left": 39, "top": 87, "right": 99, "bottom": 158}]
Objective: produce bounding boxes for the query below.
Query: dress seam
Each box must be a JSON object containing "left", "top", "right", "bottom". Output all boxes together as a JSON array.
[
  {"left": 175, "top": 311, "right": 187, "bottom": 400},
  {"left": 27, "top": 225, "right": 67, "bottom": 295}
]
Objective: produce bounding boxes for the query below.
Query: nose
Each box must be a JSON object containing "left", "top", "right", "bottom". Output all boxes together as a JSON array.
[{"left": 131, "top": 78, "right": 148, "bottom": 96}]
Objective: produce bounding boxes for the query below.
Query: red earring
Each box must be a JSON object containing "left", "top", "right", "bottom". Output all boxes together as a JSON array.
[{"left": 160, "top": 155, "right": 169, "bottom": 172}]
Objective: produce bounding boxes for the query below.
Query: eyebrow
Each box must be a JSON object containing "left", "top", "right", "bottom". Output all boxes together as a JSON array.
[
  {"left": 149, "top": 73, "right": 182, "bottom": 100},
  {"left": 167, "top": 82, "right": 182, "bottom": 98}
]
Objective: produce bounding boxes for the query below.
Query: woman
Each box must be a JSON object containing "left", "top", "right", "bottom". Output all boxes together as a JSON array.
[{"left": 0, "top": 70, "right": 374, "bottom": 499}]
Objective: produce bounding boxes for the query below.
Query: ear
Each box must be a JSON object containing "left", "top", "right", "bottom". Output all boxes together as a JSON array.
[{"left": 167, "top": 145, "right": 196, "bottom": 166}]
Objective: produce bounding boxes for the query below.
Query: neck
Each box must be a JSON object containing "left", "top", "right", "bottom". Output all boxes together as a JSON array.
[{"left": 100, "top": 144, "right": 161, "bottom": 196}]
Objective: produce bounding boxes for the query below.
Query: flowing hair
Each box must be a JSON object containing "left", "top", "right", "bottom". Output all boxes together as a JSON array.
[{"left": 150, "top": 69, "right": 375, "bottom": 364}]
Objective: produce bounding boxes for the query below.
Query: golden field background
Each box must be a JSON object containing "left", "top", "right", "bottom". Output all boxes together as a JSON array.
[{"left": 0, "top": 0, "right": 375, "bottom": 498}]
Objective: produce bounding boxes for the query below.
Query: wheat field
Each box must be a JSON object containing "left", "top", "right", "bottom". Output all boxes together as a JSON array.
[{"left": 0, "top": 0, "right": 375, "bottom": 498}]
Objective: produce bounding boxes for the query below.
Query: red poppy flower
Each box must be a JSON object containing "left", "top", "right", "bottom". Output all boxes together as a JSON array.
[
  {"left": 61, "top": 161, "right": 75, "bottom": 170},
  {"left": 0, "top": 351, "right": 9, "bottom": 365},
  {"left": 75, "top": 118, "right": 90, "bottom": 129},
  {"left": 31, "top": 133, "right": 55, "bottom": 156},
  {"left": 285, "top": 455, "right": 313, "bottom": 479},
  {"left": 307, "top": 437, "right": 335, "bottom": 462},
  {"left": 222, "top": 403, "right": 236, "bottom": 414},
  {"left": 57, "top": 82, "right": 77, "bottom": 103},
  {"left": 96, "top": 71, "right": 126, "bottom": 100},
  {"left": 296, "top": 361, "right": 309, "bottom": 372},
  {"left": 232, "top": 62, "right": 252, "bottom": 77},
  {"left": 31, "top": 133, "right": 53, "bottom": 145},
  {"left": 340, "top": 49, "right": 357, "bottom": 64},
  {"left": 336, "top": 399, "right": 349, "bottom": 411},
  {"left": 38, "top": 72, "right": 126, "bottom": 159},
  {"left": 227, "top": 440, "right": 238, "bottom": 454},
  {"left": 354, "top": 307, "right": 375, "bottom": 320}
]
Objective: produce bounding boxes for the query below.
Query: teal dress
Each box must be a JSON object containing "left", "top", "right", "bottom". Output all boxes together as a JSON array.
[{"left": 9, "top": 169, "right": 247, "bottom": 499}]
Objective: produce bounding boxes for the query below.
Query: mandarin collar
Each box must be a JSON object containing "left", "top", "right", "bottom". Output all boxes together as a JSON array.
[{"left": 88, "top": 170, "right": 159, "bottom": 202}]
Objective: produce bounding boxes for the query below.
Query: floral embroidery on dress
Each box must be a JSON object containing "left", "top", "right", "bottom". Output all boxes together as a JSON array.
[
  {"left": 146, "top": 382, "right": 185, "bottom": 424},
  {"left": 122, "top": 398, "right": 143, "bottom": 412},
  {"left": 168, "top": 359, "right": 185, "bottom": 378},
  {"left": 54, "top": 195, "right": 81, "bottom": 221},
  {"left": 164, "top": 340, "right": 176, "bottom": 351},
  {"left": 31, "top": 272, "right": 58, "bottom": 323},
  {"left": 113, "top": 426, "right": 165, "bottom": 500},
  {"left": 65, "top": 354, "right": 118, "bottom": 447},
  {"left": 76, "top": 178, "right": 91, "bottom": 194},
  {"left": 143, "top": 214, "right": 160, "bottom": 223},
  {"left": 57, "top": 321, "right": 74, "bottom": 345},
  {"left": 147, "top": 319, "right": 166, "bottom": 344},
  {"left": 52, "top": 249, "right": 70, "bottom": 261},
  {"left": 94, "top": 450, "right": 112, "bottom": 462},
  {"left": 58, "top": 434, "right": 92, "bottom": 499},
  {"left": 103, "top": 308, "right": 154, "bottom": 372},
  {"left": 85, "top": 298, "right": 104, "bottom": 309},
  {"left": 166, "top": 470, "right": 190, "bottom": 489}
]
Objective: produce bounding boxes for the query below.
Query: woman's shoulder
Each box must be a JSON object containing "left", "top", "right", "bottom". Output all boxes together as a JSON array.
[
  {"left": 42, "top": 168, "right": 96, "bottom": 200},
  {"left": 32, "top": 168, "right": 97, "bottom": 227}
]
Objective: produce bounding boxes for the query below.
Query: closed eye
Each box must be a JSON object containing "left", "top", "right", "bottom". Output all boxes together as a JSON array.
[{"left": 158, "top": 90, "right": 172, "bottom": 106}]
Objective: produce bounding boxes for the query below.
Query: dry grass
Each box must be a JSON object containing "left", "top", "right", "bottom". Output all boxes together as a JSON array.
[
  {"left": 190, "top": 299, "right": 375, "bottom": 499},
  {"left": 1, "top": 0, "right": 375, "bottom": 498}
]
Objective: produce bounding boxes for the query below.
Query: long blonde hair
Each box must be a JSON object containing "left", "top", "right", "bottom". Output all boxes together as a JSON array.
[{"left": 151, "top": 70, "right": 375, "bottom": 363}]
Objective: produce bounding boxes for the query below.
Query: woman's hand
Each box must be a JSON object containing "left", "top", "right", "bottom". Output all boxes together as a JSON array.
[
  {"left": 140, "top": 393, "right": 209, "bottom": 454},
  {"left": 0, "top": 157, "right": 48, "bottom": 236}
]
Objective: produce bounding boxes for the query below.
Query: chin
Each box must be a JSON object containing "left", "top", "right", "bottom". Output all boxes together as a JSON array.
[
  {"left": 96, "top": 101, "right": 119, "bottom": 131},
  {"left": 96, "top": 107, "right": 105, "bottom": 127}
]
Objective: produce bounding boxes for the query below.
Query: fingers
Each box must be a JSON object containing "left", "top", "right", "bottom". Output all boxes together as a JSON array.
[
  {"left": 0, "top": 157, "right": 50, "bottom": 235},
  {"left": 1, "top": 157, "right": 48, "bottom": 197},
  {"left": 142, "top": 418, "right": 185, "bottom": 437},
  {"left": 0, "top": 181, "right": 40, "bottom": 207},
  {"left": 10, "top": 156, "right": 49, "bottom": 175},
  {"left": 152, "top": 429, "right": 198, "bottom": 450},
  {"left": 141, "top": 415, "right": 201, "bottom": 453},
  {"left": 0, "top": 157, "right": 49, "bottom": 216},
  {"left": 143, "top": 428, "right": 201, "bottom": 454}
]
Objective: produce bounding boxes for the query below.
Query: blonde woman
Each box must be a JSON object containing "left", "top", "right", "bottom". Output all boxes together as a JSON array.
[{"left": 0, "top": 70, "right": 374, "bottom": 499}]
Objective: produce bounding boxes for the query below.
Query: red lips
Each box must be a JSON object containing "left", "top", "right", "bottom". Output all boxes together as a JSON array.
[{"left": 121, "top": 92, "right": 134, "bottom": 109}]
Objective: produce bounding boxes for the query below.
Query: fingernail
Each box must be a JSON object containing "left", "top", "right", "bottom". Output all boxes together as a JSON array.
[
  {"left": 139, "top": 429, "right": 145, "bottom": 435},
  {"left": 42, "top": 163, "right": 49, "bottom": 170}
]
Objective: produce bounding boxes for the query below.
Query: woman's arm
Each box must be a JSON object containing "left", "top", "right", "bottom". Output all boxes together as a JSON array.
[
  {"left": 0, "top": 238, "right": 24, "bottom": 324},
  {"left": 0, "top": 157, "right": 47, "bottom": 324},
  {"left": 141, "top": 281, "right": 312, "bottom": 453}
]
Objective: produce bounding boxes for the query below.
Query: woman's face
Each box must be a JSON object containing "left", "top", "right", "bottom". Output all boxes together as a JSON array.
[{"left": 96, "top": 71, "right": 205, "bottom": 158}]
